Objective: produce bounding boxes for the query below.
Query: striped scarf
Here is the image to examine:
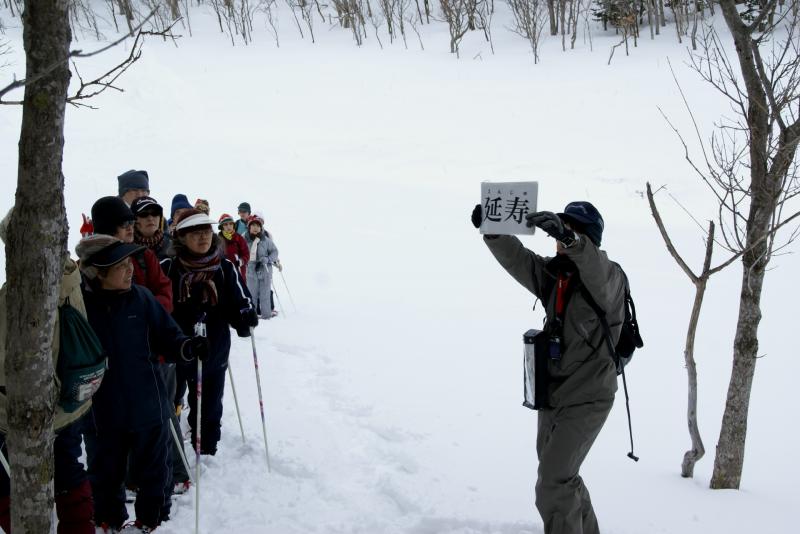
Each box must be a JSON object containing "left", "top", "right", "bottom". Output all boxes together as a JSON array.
[
  {"left": 177, "top": 248, "right": 222, "bottom": 305},
  {"left": 136, "top": 229, "right": 165, "bottom": 252}
]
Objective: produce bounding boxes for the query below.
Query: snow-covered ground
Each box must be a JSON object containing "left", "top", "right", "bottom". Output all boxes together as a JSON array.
[{"left": 0, "top": 5, "right": 798, "bottom": 533}]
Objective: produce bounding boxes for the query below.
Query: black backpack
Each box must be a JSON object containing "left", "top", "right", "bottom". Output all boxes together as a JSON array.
[
  {"left": 536, "top": 260, "right": 643, "bottom": 460},
  {"left": 56, "top": 299, "right": 107, "bottom": 413},
  {"left": 579, "top": 267, "right": 643, "bottom": 375}
]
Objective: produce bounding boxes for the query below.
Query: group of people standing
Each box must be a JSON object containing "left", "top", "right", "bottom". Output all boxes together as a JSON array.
[{"left": 0, "top": 169, "right": 283, "bottom": 533}]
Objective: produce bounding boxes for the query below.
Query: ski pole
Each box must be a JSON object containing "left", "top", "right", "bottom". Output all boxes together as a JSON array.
[
  {"left": 193, "top": 318, "right": 207, "bottom": 534},
  {"left": 621, "top": 365, "right": 639, "bottom": 462},
  {"left": 272, "top": 284, "right": 286, "bottom": 317},
  {"left": 227, "top": 364, "right": 246, "bottom": 443},
  {"left": 0, "top": 446, "right": 9, "bottom": 477},
  {"left": 278, "top": 269, "right": 297, "bottom": 312},
  {"left": 249, "top": 327, "right": 271, "bottom": 472},
  {"left": 169, "top": 419, "right": 194, "bottom": 484}
]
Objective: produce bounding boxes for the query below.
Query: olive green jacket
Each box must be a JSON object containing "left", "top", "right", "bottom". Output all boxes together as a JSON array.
[
  {"left": 485, "top": 234, "right": 625, "bottom": 407},
  {"left": 0, "top": 210, "right": 91, "bottom": 433}
]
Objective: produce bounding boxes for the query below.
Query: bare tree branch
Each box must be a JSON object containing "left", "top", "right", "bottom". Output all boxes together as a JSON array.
[
  {"left": 0, "top": 8, "right": 159, "bottom": 105},
  {"left": 646, "top": 182, "right": 700, "bottom": 284},
  {"left": 66, "top": 21, "right": 179, "bottom": 108}
]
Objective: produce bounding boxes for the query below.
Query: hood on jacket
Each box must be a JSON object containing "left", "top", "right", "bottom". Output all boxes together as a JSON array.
[{"left": 61, "top": 259, "right": 81, "bottom": 302}]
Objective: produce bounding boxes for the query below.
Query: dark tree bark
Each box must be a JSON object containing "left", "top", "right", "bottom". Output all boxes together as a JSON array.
[
  {"left": 5, "top": 1, "right": 71, "bottom": 531},
  {"left": 711, "top": 0, "right": 800, "bottom": 489},
  {"left": 547, "top": 0, "right": 557, "bottom": 34}
]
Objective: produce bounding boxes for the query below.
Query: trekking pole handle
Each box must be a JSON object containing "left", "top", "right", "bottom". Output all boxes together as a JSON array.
[{"left": 194, "top": 323, "right": 206, "bottom": 337}]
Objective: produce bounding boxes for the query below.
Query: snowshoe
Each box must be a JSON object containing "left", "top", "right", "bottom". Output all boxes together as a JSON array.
[
  {"left": 172, "top": 480, "right": 191, "bottom": 496},
  {"left": 121, "top": 520, "right": 155, "bottom": 533}
]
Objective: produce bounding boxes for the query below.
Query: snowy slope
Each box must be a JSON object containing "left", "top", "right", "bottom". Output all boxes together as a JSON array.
[{"left": 0, "top": 6, "right": 797, "bottom": 533}]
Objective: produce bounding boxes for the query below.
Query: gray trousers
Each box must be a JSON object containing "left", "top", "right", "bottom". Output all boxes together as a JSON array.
[
  {"left": 535, "top": 399, "right": 613, "bottom": 534},
  {"left": 246, "top": 265, "right": 273, "bottom": 319}
]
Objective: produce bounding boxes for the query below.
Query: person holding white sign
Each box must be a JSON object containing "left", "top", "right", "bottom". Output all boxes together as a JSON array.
[{"left": 472, "top": 201, "right": 625, "bottom": 534}]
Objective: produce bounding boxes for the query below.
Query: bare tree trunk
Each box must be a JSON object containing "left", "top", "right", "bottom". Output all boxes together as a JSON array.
[
  {"left": 6, "top": 0, "right": 71, "bottom": 532},
  {"left": 646, "top": 183, "right": 743, "bottom": 478},
  {"left": 711, "top": 221, "right": 769, "bottom": 488},
  {"left": 680, "top": 221, "right": 718, "bottom": 478},
  {"left": 711, "top": 0, "right": 800, "bottom": 489},
  {"left": 681, "top": 276, "right": 707, "bottom": 478},
  {"left": 653, "top": 0, "right": 659, "bottom": 34},
  {"left": 547, "top": 0, "right": 557, "bottom": 34}
]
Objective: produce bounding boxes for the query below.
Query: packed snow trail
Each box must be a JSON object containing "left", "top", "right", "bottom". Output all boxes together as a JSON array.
[{"left": 156, "top": 314, "right": 539, "bottom": 534}]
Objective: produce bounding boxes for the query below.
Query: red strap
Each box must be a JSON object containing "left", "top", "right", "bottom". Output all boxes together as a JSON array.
[{"left": 555, "top": 273, "right": 571, "bottom": 317}]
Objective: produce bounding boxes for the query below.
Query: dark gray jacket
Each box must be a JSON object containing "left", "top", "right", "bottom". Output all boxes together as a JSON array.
[{"left": 485, "top": 234, "right": 625, "bottom": 407}]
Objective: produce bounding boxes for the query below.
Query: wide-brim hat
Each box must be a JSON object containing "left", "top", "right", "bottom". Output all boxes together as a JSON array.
[{"left": 85, "top": 241, "right": 145, "bottom": 268}]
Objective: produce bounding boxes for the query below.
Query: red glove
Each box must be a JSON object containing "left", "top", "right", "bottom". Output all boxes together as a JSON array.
[{"left": 79, "top": 214, "right": 94, "bottom": 237}]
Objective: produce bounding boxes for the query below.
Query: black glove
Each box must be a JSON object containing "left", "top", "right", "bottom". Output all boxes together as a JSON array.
[
  {"left": 241, "top": 307, "right": 259, "bottom": 329},
  {"left": 255, "top": 261, "right": 264, "bottom": 273},
  {"left": 471, "top": 204, "right": 482, "bottom": 229},
  {"left": 525, "top": 211, "right": 576, "bottom": 245},
  {"left": 236, "top": 326, "right": 251, "bottom": 338},
  {"left": 182, "top": 335, "right": 210, "bottom": 362}
]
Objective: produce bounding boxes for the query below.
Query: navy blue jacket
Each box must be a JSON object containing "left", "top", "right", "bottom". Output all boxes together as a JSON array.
[
  {"left": 161, "top": 257, "right": 253, "bottom": 373},
  {"left": 81, "top": 282, "right": 190, "bottom": 432}
]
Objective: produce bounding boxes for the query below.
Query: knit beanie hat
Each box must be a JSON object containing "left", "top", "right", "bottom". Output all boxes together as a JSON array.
[
  {"left": 130, "top": 196, "right": 164, "bottom": 218},
  {"left": 237, "top": 202, "right": 251, "bottom": 213},
  {"left": 91, "top": 196, "right": 134, "bottom": 236},
  {"left": 218, "top": 213, "right": 235, "bottom": 230},
  {"left": 117, "top": 170, "right": 150, "bottom": 196},
  {"left": 170, "top": 194, "right": 193, "bottom": 220},
  {"left": 557, "top": 201, "right": 604, "bottom": 247},
  {"left": 195, "top": 198, "right": 210, "bottom": 215},
  {"left": 247, "top": 214, "right": 264, "bottom": 229}
]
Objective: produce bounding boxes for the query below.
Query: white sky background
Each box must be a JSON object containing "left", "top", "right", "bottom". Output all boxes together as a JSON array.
[{"left": 0, "top": 4, "right": 798, "bottom": 533}]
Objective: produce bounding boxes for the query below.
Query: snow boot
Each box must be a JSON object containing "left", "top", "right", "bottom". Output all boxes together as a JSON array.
[{"left": 55, "top": 479, "right": 94, "bottom": 534}]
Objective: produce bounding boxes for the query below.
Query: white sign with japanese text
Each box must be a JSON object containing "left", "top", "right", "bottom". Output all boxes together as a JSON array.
[{"left": 479, "top": 181, "right": 538, "bottom": 235}]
